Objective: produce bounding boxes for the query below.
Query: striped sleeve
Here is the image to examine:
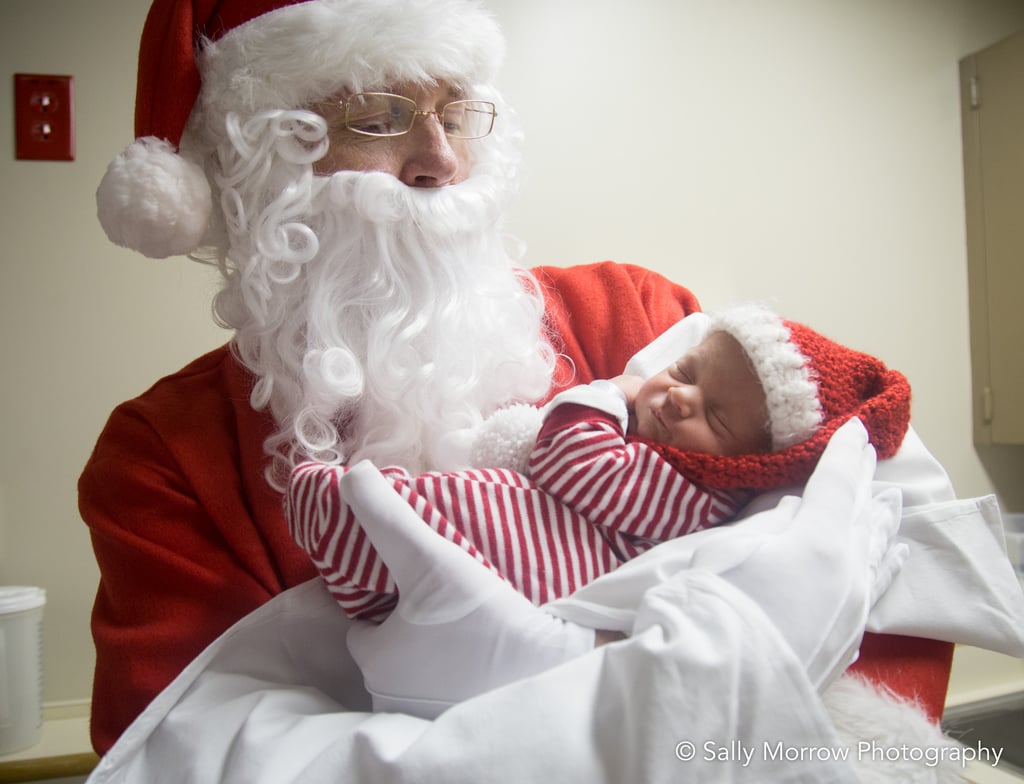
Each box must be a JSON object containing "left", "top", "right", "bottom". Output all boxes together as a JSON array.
[{"left": 528, "top": 405, "right": 740, "bottom": 544}]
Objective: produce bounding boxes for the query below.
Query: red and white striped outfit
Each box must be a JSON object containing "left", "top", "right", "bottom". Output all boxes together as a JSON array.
[{"left": 288, "top": 383, "right": 741, "bottom": 620}]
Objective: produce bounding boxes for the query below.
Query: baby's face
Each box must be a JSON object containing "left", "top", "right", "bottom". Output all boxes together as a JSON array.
[{"left": 632, "top": 331, "right": 771, "bottom": 456}]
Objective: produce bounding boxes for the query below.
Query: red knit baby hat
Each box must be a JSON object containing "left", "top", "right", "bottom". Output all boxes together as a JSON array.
[
  {"left": 96, "top": 0, "right": 505, "bottom": 259},
  {"left": 644, "top": 304, "right": 912, "bottom": 491}
]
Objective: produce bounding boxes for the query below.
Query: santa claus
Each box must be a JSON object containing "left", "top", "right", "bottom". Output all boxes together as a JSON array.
[{"left": 81, "top": 1, "right": 1023, "bottom": 781}]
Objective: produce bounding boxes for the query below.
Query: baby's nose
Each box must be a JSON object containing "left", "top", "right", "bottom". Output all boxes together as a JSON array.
[{"left": 667, "top": 385, "right": 700, "bottom": 418}]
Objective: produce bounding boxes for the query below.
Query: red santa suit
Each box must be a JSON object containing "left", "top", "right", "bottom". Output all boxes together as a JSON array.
[{"left": 82, "top": 261, "right": 764, "bottom": 752}]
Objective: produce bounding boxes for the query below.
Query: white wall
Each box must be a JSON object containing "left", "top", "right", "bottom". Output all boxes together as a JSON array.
[{"left": 1, "top": 0, "right": 1021, "bottom": 707}]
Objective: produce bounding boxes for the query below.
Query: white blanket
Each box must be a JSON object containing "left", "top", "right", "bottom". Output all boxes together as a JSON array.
[
  {"left": 87, "top": 530, "right": 1020, "bottom": 784},
  {"left": 86, "top": 440, "right": 1024, "bottom": 784}
]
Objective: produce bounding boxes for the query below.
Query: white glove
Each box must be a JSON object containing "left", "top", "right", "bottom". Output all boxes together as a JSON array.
[
  {"left": 341, "top": 460, "right": 596, "bottom": 718},
  {"left": 689, "top": 418, "right": 908, "bottom": 689}
]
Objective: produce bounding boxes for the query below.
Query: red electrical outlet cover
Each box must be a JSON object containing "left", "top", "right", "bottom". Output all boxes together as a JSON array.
[{"left": 14, "top": 74, "right": 75, "bottom": 161}]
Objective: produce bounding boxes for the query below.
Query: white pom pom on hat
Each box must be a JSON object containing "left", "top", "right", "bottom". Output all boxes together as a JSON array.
[
  {"left": 97, "top": 137, "right": 212, "bottom": 259},
  {"left": 96, "top": 0, "right": 301, "bottom": 258},
  {"left": 96, "top": 0, "right": 505, "bottom": 259}
]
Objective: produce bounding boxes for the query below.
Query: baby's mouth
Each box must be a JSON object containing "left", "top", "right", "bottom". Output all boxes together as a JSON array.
[{"left": 651, "top": 406, "right": 669, "bottom": 437}]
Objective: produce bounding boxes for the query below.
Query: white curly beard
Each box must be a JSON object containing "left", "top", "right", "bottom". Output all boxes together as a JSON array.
[{"left": 223, "top": 164, "right": 557, "bottom": 488}]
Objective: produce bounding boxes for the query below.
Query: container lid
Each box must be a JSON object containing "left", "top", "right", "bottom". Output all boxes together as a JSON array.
[{"left": 0, "top": 586, "right": 46, "bottom": 614}]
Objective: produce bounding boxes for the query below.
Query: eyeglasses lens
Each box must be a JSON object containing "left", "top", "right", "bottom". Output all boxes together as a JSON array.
[
  {"left": 344, "top": 94, "right": 496, "bottom": 138},
  {"left": 442, "top": 101, "right": 495, "bottom": 139},
  {"left": 345, "top": 93, "right": 414, "bottom": 136}
]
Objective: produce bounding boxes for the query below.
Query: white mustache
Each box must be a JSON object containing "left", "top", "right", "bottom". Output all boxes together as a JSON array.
[{"left": 325, "top": 169, "right": 509, "bottom": 236}]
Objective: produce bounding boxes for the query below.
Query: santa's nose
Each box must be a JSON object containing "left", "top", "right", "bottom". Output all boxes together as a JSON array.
[{"left": 398, "top": 118, "right": 462, "bottom": 188}]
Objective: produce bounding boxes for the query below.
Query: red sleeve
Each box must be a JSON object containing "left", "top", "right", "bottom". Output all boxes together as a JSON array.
[
  {"left": 79, "top": 347, "right": 317, "bottom": 755},
  {"left": 532, "top": 261, "right": 701, "bottom": 392}
]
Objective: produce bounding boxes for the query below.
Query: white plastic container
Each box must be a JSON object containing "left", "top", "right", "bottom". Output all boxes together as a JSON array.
[{"left": 0, "top": 586, "right": 46, "bottom": 755}]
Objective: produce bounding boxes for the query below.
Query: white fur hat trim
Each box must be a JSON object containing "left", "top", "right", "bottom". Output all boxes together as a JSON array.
[
  {"left": 708, "top": 303, "right": 822, "bottom": 450},
  {"left": 193, "top": 0, "right": 505, "bottom": 123}
]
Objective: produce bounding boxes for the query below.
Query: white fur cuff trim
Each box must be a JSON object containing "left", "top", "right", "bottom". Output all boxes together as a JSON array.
[{"left": 825, "top": 674, "right": 965, "bottom": 783}]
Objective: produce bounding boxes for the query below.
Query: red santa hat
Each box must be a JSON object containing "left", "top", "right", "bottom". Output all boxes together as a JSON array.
[
  {"left": 644, "top": 303, "right": 912, "bottom": 490},
  {"left": 96, "top": 0, "right": 505, "bottom": 259}
]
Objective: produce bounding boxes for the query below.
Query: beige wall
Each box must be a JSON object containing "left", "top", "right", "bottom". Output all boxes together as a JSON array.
[
  {"left": 1, "top": 0, "right": 1022, "bottom": 707},
  {"left": 0, "top": 0, "right": 228, "bottom": 707}
]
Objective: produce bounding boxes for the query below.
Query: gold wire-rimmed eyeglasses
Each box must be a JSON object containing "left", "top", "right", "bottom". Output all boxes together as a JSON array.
[{"left": 337, "top": 92, "right": 497, "bottom": 139}]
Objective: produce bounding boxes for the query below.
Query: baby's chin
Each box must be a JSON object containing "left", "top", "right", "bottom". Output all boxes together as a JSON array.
[{"left": 630, "top": 416, "right": 660, "bottom": 444}]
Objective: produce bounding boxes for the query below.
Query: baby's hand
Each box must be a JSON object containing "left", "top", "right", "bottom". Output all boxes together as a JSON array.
[{"left": 609, "top": 374, "right": 643, "bottom": 406}]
